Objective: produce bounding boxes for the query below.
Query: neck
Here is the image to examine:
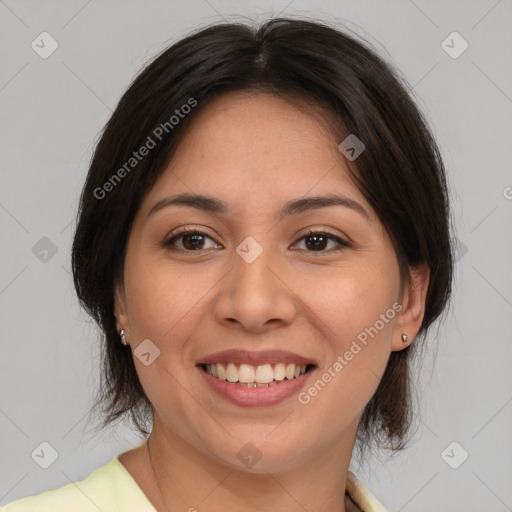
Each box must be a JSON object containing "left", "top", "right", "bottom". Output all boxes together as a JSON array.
[{"left": 145, "top": 414, "right": 358, "bottom": 512}]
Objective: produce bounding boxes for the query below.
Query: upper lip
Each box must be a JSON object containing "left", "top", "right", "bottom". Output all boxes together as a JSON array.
[{"left": 197, "top": 349, "right": 317, "bottom": 367}]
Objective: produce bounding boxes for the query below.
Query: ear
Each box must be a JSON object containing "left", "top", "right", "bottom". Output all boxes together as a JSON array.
[
  {"left": 391, "top": 263, "right": 430, "bottom": 352},
  {"left": 114, "top": 279, "right": 129, "bottom": 335}
]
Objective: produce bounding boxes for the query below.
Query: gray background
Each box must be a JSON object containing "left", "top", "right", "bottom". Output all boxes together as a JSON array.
[{"left": 1, "top": 1, "right": 511, "bottom": 510}]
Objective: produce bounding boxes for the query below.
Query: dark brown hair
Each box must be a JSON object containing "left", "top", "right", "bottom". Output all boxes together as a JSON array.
[{"left": 72, "top": 17, "right": 454, "bottom": 453}]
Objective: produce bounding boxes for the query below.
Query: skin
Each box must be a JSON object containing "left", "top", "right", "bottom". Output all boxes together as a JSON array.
[{"left": 114, "top": 90, "right": 429, "bottom": 512}]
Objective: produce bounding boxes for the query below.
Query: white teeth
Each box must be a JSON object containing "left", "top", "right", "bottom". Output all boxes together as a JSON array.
[
  {"left": 204, "top": 362, "right": 309, "bottom": 384},
  {"left": 274, "top": 363, "right": 286, "bottom": 381},
  {"left": 216, "top": 363, "right": 226, "bottom": 380},
  {"left": 226, "top": 362, "right": 238, "bottom": 382},
  {"left": 238, "top": 363, "right": 256, "bottom": 383},
  {"left": 255, "top": 364, "right": 274, "bottom": 383},
  {"left": 285, "top": 363, "right": 295, "bottom": 380}
]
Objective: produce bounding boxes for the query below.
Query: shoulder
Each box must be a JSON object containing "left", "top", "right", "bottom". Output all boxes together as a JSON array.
[{"left": 0, "top": 458, "right": 128, "bottom": 512}]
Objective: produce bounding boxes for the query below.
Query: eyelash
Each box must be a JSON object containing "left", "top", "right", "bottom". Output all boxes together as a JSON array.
[{"left": 162, "top": 227, "right": 350, "bottom": 255}]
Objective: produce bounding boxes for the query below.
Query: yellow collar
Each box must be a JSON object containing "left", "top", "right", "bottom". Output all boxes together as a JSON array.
[{"left": 346, "top": 471, "right": 388, "bottom": 512}]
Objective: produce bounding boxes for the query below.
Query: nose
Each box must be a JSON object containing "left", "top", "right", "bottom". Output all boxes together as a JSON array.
[{"left": 213, "top": 239, "right": 297, "bottom": 333}]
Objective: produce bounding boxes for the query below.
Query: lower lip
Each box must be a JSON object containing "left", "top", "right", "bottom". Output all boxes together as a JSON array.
[{"left": 198, "top": 366, "right": 314, "bottom": 407}]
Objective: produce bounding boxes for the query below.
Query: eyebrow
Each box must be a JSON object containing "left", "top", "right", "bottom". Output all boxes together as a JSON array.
[{"left": 147, "top": 192, "right": 369, "bottom": 220}]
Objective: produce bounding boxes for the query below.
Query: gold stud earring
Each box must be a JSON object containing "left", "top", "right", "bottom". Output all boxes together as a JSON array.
[{"left": 401, "top": 334, "right": 408, "bottom": 344}]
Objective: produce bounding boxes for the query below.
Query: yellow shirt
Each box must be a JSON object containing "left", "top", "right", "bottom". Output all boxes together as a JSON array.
[{"left": 0, "top": 458, "right": 388, "bottom": 512}]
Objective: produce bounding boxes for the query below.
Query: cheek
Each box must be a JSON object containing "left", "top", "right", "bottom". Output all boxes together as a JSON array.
[
  {"left": 303, "top": 261, "right": 397, "bottom": 340},
  {"left": 123, "top": 259, "right": 204, "bottom": 422},
  {"left": 296, "top": 265, "right": 398, "bottom": 417},
  {"left": 298, "top": 327, "right": 393, "bottom": 444},
  {"left": 124, "top": 255, "right": 212, "bottom": 343}
]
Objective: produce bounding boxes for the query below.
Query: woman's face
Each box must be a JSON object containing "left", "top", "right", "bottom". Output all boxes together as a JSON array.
[{"left": 115, "top": 91, "right": 427, "bottom": 472}]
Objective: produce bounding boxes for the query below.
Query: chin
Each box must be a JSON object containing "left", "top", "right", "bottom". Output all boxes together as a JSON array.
[{"left": 204, "top": 432, "right": 315, "bottom": 474}]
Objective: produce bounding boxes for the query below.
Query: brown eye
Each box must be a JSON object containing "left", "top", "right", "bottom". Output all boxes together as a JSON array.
[
  {"left": 163, "top": 229, "right": 219, "bottom": 252},
  {"left": 294, "top": 230, "right": 349, "bottom": 253}
]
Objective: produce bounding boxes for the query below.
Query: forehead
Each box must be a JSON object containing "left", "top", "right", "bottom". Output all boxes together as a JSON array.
[{"left": 140, "top": 91, "right": 371, "bottom": 219}]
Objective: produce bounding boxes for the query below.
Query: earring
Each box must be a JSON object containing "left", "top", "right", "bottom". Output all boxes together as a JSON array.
[
  {"left": 401, "top": 334, "right": 408, "bottom": 344},
  {"left": 119, "top": 329, "right": 128, "bottom": 346}
]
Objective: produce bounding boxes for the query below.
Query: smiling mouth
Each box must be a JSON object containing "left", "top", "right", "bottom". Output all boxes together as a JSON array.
[{"left": 200, "top": 362, "right": 315, "bottom": 387}]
